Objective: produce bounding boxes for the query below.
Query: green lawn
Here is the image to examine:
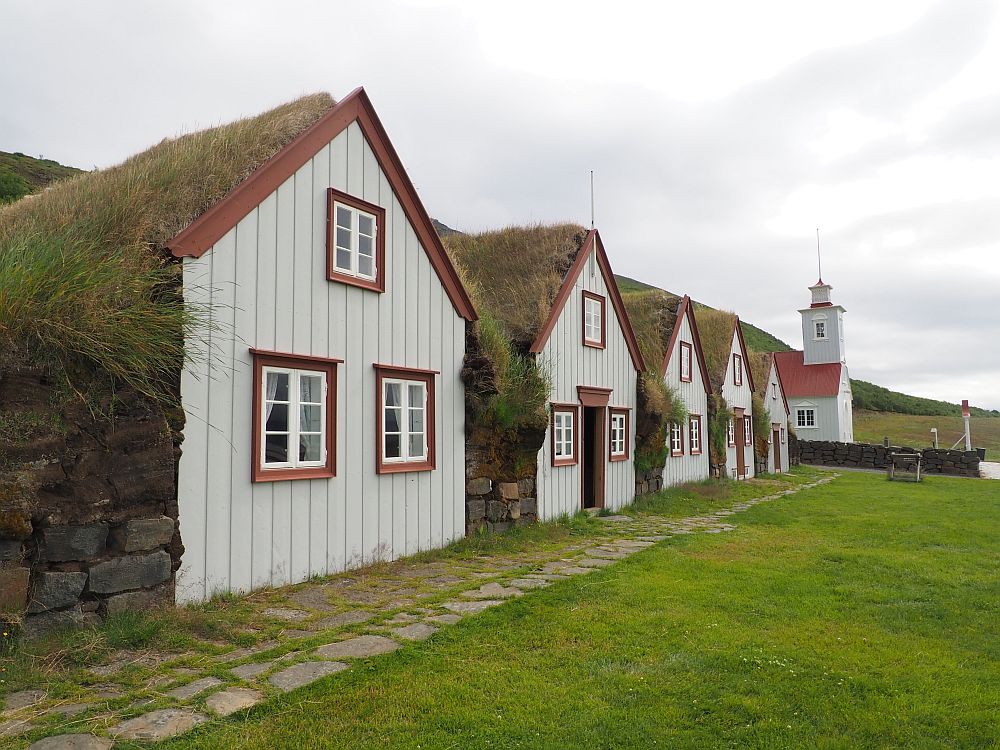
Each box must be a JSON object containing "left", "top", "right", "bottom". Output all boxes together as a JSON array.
[
  {"left": 155, "top": 471, "right": 1000, "bottom": 749},
  {"left": 854, "top": 409, "right": 1000, "bottom": 457}
]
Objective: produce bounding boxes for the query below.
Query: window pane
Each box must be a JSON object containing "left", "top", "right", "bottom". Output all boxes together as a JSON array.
[
  {"left": 299, "top": 434, "right": 321, "bottom": 462},
  {"left": 385, "top": 382, "right": 401, "bottom": 407},
  {"left": 409, "top": 433, "right": 424, "bottom": 458},
  {"left": 358, "top": 234, "right": 372, "bottom": 258},
  {"left": 266, "top": 403, "right": 288, "bottom": 432},
  {"left": 336, "top": 247, "right": 352, "bottom": 270},
  {"left": 300, "top": 374, "right": 322, "bottom": 403},
  {"left": 300, "top": 404, "right": 322, "bottom": 432},
  {"left": 408, "top": 383, "right": 424, "bottom": 407},
  {"left": 409, "top": 407, "right": 424, "bottom": 433},
  {"left": 336, "top": 227, "right": 352, "bottom": 251},
  {"left": 358, "top": 255, "right": 373, "bottom": 278},
  {"left": 385, "top": 433, "right": 401, "bottom": 458},
  {"left": 336, "top": 206, "right": 352, "bottom": 229},
  {"left": 385, "top": 407, "right": 401, "bottom": 433},
  {"left": 359, "top": 214, "right": 373, "bottom": 236},
  {"left": 264, "top": 433, "right": 287, "bottom": 463},
  {"left": 266, "top": 371, "right": 289, "bottom": 402}
]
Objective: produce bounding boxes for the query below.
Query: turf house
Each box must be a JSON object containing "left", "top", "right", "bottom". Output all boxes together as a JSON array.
[
  {"left": 750, "top": 351, "right": 791, "bottom": 474},
  {"left": 445, "top": 225, "right": 645, "bottom": 525},
  {"left": 695, "top": 309, "right": 757, "bottom": 479},
  {"left": 623, "top": 293, "right": 713, "bottom": 488},
  {"left": 0, "top": 88, "right": 478, "bottom": 627}
]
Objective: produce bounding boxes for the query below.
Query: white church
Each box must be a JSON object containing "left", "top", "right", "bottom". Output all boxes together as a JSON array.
[{"left": 774, "top": 279, "right": 854, "bottom": 442}]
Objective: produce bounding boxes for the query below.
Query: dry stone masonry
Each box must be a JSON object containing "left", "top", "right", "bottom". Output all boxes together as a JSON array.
[{"left": 798, "top": 440, "right": 980, "bottom": 476}]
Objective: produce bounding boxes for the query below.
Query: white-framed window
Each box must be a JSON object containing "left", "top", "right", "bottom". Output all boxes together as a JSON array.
[
  {"left": 261, "top": 366, "right": 328, "bottom": 469},
  {"left": 727, "top": 418, "right": 735, "bottom": 446},
  {"left": 689, "top": 415, "right": 701, "bottom": 454},
  {"left": 382, "top": 378, "right": 427, "bottom": 464},
  {"left": 680, "top": 341, "right": 692, "bottom": 382},
  {"left": 333, "top": 201, "right": 378, "bottom": 280},
  {"left": 813, "top": 314, "right": 828, "bottom": 340},
  {"left": 609, "top": 410, "right": 627, "bottom": 458},
  {"left": 771, "top": 382, "right": 777, "bottom": 399},
  {"left": 743, "top": 415, "right": 752, "bottom": 446},
  {"left": 733, "top": 353, "right": 743, "bottom": 386},
  {"left": 796, "top": 408, "right": 816, "bottom": 428},
  {"left": 768, "top": 427, "right": 773, "bottom": 444},
  {"left": 670, "top": 422, "right": 683, "bottom": 455},
  {"left": 781, "top": 427, "right": 786, "bottom": 443},
  {"left": 553, "top": 407, "right": 577, "bottom": 464},
  {"left": 582, "top": 292, "right": 605, "bottom": 347}
]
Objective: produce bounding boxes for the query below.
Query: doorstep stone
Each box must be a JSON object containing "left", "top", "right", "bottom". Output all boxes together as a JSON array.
[
  {"left": 392, "top": 623, "right": 437, "bottom": 641},
  {"left": 111, "top": 708, "right": 207, "bottom": 741},
  {"left": 268, "top": 661, "right": 349, "bottom": 692},
  {"left": 27, "top": 735, "right": 113, "bottom": 750},
  {"left": 441, "top": 599, "right": 503, "bottom": 614},
  {"left": 316, "top": 635, "right": 400, "bottom": 659},
  {"left": 166, "top": 676, "right": 223, "bottom": 700},
  {"left": 205, "top": 688, "right": 263, "bottom": 717}
]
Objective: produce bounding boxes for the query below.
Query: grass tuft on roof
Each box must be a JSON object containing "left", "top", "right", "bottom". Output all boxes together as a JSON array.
[
  {"left": 694, "top": 307, "right": 738, "bottom": 392},
  {"left": 0, "top": 93, "right": 335, "bottom": 399},
  {"left": 621, "top": 289, "right": 681, "bottom": 374},
  {"left": 444, "top": 224, "right": 588, "bottom": 350}
]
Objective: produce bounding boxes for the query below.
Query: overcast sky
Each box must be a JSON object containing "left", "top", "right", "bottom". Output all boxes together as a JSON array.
[{"left": 3, "top": 0, "right": 999, "bottom": 409}]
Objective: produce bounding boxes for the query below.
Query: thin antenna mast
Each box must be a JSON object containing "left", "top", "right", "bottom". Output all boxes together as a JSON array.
[
  {"left": 590, "top": 170, "right": 595, "bottom": 229},
  {"left": 816, "top": 227, "right": 823, "bottom": 282}
]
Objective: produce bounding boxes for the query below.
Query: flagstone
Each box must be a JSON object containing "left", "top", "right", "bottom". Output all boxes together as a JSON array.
[
  {"left": 46, "top": 703, "right": 92, "bottom": 718},
  {"left": 315, "top": 635, "right": 400, "bottom": 659},
  {"left": 0, "top": 719, "right": 32, "bottom": 737},
  {"left": 230, "top": 659, "right": 276, "bottom": 680},
  {"left": 461, "top": 583, "right": 522, "bottom": 599},
  {"left": 112, "top": 708, "right": 207, "bottom": 741},
  {"left": 507, "top": 577, "right": 551, "bottom": 589},
  {"left": 393, "top": 622, "right": 437, "bottom": 641},
  {"left": 165, "top": 676, "right": 223, "bottom": 700},
  {"left": 27, "top": 735, "right": 112, "bottom": 750},
  {"left": 574, "top": 557, "right": 615, "bottom": 568},
  {"left": 441, "top": 599, "right": 504, "bottom": 614},
  {"left": 311, "top": 610, "right": 375, "bottom": 630},
  {"left": 205, "top": 687, "right": 263, "bottom": 717},
  {"left": 261, "top": 607, "right": 310, "bottom": 622},
  {"left": 424, "top": 613, "right": 463, "bottom": 625},
  {"left": 4, "top": 689, "right": 45, "bottom": 712},
  {"left": 268, "top": 661, "right": 349, "bottom": 692}
]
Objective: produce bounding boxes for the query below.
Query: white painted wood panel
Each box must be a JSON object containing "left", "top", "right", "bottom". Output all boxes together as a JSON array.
[
  {"left": 761, "top": 361, "right": 791, "bottom": 473},
  {"left": 535, "top": 245, "right": 637, "bottom": 520},
  {"left": 721, "top": 329, "right": 755, "bottom": 479},
  {"left": 662, "top": 313, "right": 711, "bottom": 487},
  {"left": 176, "top": 123, "right": 466, "bottom": 603}
]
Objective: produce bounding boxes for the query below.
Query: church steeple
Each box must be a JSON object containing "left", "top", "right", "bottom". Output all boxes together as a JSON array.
[{"left": 799, "top": 279, "right": 846, "bottom": 365}]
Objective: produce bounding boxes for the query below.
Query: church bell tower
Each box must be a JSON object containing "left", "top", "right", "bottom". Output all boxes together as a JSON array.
[{"left": 799, "top": 279, "right": 846, "bottom": 365}]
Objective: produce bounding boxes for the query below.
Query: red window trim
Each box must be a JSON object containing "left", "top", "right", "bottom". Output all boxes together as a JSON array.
[
  {"left": 581, "top": 291, "right": 607, "bottom": 349},
  {"left": 608, "top": 407, "right": 630, "bottom": 462},
  {"left": 250, "top": 349, "right": 341, "bottom": 483},
  {"left": 326, "top": 188, "right": 387, "bottom": 293},
  {"left": 551, "top": 403, "right": 580, "bottom": 467},
  {"left": 374, "top": 364, "right": 436, "bottom": 474},
  {"left": 688, "top": 414, "right": 703, "bottom": 455},
  {"left": 733, "top": 353, "right": 743, "bottom": 386},
  {"left": 679, "top": 341, "right": 693, "bottom": 383},
  {"left": 670, "top": 421, "right": 685, "bottom": 457}
]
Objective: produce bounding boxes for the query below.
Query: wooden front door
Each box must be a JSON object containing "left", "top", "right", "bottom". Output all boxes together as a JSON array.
[
  {"left": 734, "top": 413, "right": 746, "bottom": 478},
  {"left": 772, "top": 428, "right": 782, "bottom": 473}
]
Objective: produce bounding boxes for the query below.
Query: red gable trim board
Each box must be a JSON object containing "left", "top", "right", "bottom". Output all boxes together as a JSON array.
[
  {"left": 773, "top": 350, "right": 842, "bottom": 398},
  {"left": 166, "top": 87, "right": 477, "bottom": 322},
  {"left": 733, "top": 316, "right": 756, "bottom": 393},
  {"left": 660, "top": 294, "right": 713, "bottom": 395}
]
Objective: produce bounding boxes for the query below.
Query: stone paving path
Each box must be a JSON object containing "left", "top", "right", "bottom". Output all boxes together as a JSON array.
[{"left": 4, "top": 475, "right": 836, "bottom": 748}]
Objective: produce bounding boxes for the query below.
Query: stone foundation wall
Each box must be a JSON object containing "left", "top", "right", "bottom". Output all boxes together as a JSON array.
[
  {"left": 0, "top": 367, "right": 182, "bottom": 638},
  {"left": 634, "top": 467, "right": 663, "bottom": 496},
  {"left": 798, "top": 440, "right": 980, "bottom": 477}
]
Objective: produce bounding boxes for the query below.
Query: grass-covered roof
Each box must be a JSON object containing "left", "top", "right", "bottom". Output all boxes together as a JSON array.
[
  {"left": 693, "top": 307, "right": 739, "bottom": 393},
  {"left": 621, "top": 289, "right": 681, "bottom": 374},
  {"left": 0, "top": 93, "right": 336, "bottom": 397},
  {"left": 748, "top": 350, "right": 773, "bottom": 396},
  {"left": 443, "top": 224, "right": 588, "bottom": 350}
]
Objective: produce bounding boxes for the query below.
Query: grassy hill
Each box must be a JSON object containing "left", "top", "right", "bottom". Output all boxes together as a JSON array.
[
  {"left": 854, "top": 409, "right": 998, "bottom": 455},
  {"left": 0, "top": 150, "right": 82, "bottom": 203}
]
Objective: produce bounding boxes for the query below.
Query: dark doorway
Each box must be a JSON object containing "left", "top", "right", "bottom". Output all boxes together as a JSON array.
[
  {"left": 734, "top": 413, "right": 746, "bottom": 478},
  {"left": 772, "top": 428, "right": 782, "bottom": 473},
  {"left": 582, "top": 406, "right": 605, "bottom": 509}
]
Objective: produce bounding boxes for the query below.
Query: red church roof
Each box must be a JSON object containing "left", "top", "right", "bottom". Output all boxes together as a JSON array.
[{"left": 773, "top": 350, "right": 842, "bottom": 398}]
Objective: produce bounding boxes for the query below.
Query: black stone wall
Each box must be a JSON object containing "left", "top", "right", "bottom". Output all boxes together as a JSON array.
[{"left": 798, "top": 440, "right": 980, "bottom": 477}]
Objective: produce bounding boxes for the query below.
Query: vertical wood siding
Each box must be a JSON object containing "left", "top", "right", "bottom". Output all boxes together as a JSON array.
[
  {"left": 177, "top": 122, "right": 465, "bottom": 603},
  {"left": 789, "top": 395, "right": 844, "bottom": 444},
  {"left": 721, "top": 331, "right": 755, "bottom": 479},
  {"left": 763, "top": 363, "right": 790, "bottom": 472},
  {"left": 535, "top": 250, "right": 637, "bottom": 519},
  {"left": 661, "top": 314, "right": 711, "bottom": 487}
]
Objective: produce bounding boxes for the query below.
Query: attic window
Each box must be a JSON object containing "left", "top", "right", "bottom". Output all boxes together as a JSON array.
[
  {"left": 679, "top": 342, "right": 692, "bottom": 382},
  {"left": 771, "top": 382, "right": 777, "bottom": 399},
  {"left": 327, "top": 188, "right": 386, "bottom": 292},
  {"left": 582, "top": 292, "right": 605, "bottom": 348},
  {"left": 733, "top": 353, "right": 743, "bottom": 386}
]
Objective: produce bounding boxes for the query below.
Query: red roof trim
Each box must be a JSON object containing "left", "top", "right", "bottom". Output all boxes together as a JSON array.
[
  {"left": 732, "top": 317, "right": 756, "bottom": 393},
  {"left": 529, "top": 229, "right": 646, "bottom": 372},
  {"left": 166, "top": 87, "right": 476, "bottom": 322},
  {"left": 660, "top": 294, "right": 712, "bottom": 395}
]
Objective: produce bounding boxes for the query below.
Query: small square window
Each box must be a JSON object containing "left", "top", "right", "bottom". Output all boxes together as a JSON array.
[
  {"left": 375, "top": 365, "right": 436, "bottom": 473},
  {"left": 327, "top": 189, "right": 386, "bottom": 292},
  {"left": 796, "top": 408, "right": 816, "bottom": 428},
  {"left": 582, "top": 292, "right": 605, "bottom": 348}
]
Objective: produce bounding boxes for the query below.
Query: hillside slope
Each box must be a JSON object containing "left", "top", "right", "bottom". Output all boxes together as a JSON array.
[{"left": 0, "top": 150, "right": 82, "bottom": 203}]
